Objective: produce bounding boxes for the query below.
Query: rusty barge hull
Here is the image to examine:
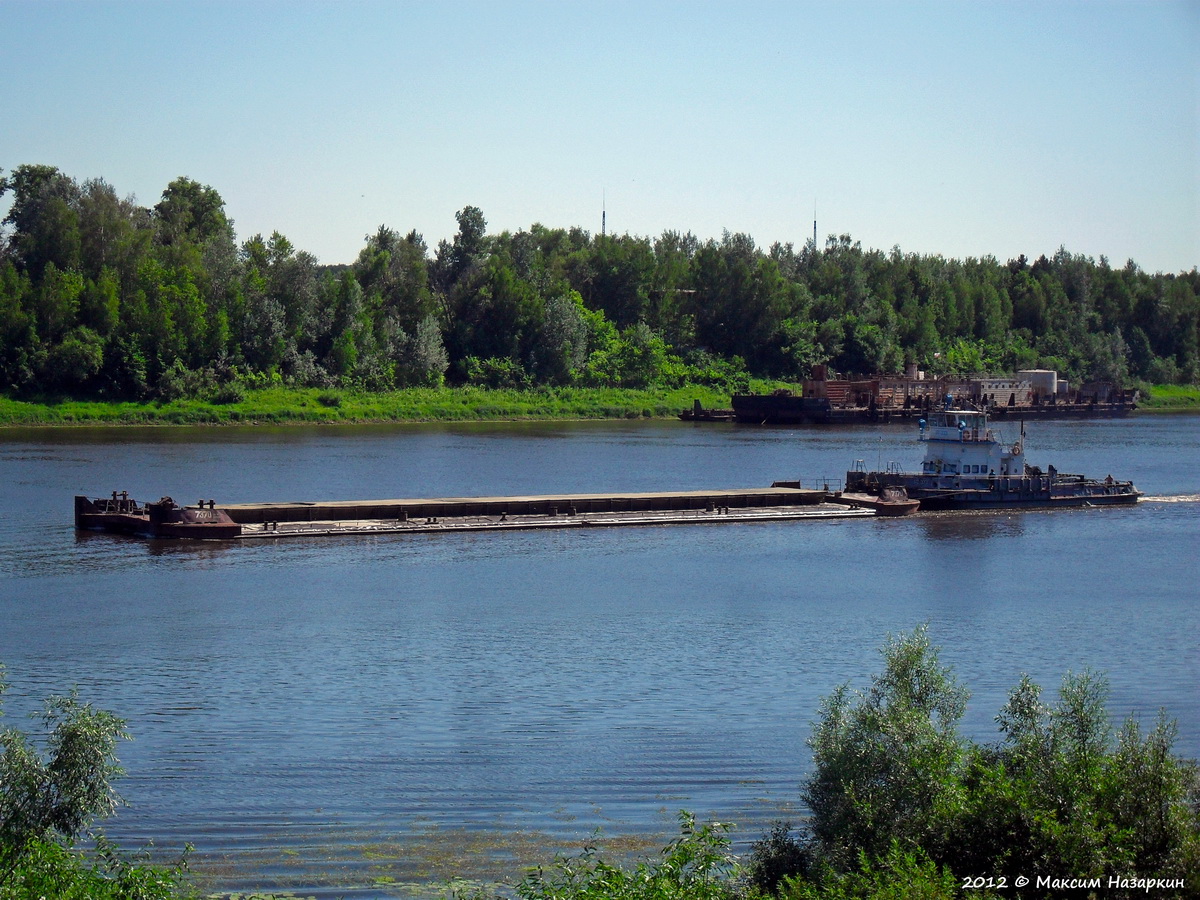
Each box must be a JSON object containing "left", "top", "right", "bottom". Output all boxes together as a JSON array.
[{"left": 75, "top": 494, "right": 242, "bottom": 539}]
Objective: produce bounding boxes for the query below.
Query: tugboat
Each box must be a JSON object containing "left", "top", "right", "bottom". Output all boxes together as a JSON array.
[
  {"left": 843, "top": 399, "right": 1141, "bottom": 511},
  {"left": 75, "top": 493, "right": 242, "bottom": 539}
]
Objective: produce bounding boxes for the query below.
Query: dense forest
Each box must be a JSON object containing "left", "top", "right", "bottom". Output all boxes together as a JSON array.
[{"left": 2, "top": 163, "right": 1197, "bottom": 401}]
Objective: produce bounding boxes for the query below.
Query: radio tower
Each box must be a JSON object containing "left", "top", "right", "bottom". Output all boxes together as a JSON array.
[
  {"left": 602, "top": 191, "right": 606, "bottom": 237},
  {"left": 813, "top": 201, "right": 818, "bottom": 252}
]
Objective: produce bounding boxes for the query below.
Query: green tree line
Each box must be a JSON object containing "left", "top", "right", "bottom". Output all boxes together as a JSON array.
[{"left": 2, "top": 164, "right": 1198, "bottom": 402}]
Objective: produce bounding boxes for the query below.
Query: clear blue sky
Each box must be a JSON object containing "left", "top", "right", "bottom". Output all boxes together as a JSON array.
[{"left": 2, "top": 0, "right": 1197, "bottom": 273}]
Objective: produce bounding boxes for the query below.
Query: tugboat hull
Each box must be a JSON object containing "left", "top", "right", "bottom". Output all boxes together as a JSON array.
[{"left": 844, "top": 470, "right": 1140, "bottom": 511}]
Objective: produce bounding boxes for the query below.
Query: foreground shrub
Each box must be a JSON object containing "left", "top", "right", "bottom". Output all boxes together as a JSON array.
[
  {"left": 794, "top": 626, "right": 1200, "bottom": 898},
  {"left": 779, "top": 843, "right": 968, "bottom": 900},
  {"left": 0, "top": 664, "right": 189, "bottom": 899},
  {"left": 0, "top": 669, "right": 128, "bottom": 860},
  {"left": 804, "top": 626, "right": 969, "bottom": 870},
  {"left": 457, "top": 812, "right": 739, "bottom": 900},
  {"left": 948, "top": 675, "right": 1200, "bottom": 891},
  {"left": 1, "top": 836, "right": 187, "bottom": 900},
  {"left": 745, "top": 821, "right": 813, "bottom": 895}
]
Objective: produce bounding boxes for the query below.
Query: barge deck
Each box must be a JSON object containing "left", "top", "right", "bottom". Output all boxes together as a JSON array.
[
  {"left": 220, "top": 487, "right": 829, "bottom": 524},
  {"left": 78, "top": 487, "right": 874, "bottom": 540},
  {"left": 237, "top": 502, "right": 871, "bottom": 539}
]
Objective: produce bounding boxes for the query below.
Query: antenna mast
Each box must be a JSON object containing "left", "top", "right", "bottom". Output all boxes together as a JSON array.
[{"left": 602, "top": 190, "right": 606, "bottom": 238}]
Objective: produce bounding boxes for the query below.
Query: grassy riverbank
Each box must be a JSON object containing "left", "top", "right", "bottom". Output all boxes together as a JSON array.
[
  {"left": 0, "top": 384, "right": 735, "bottom": 427},
  {"left": 1, "top": 382, "right": 1196, "bottom": 427},
  {"left": 1134, "top": 382, "right": 1200, "bottom": 410}
]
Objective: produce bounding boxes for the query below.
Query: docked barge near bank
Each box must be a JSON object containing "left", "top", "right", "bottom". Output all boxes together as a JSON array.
[{"left": 724, "top": 366, "right": 1136, "bottom": 425}]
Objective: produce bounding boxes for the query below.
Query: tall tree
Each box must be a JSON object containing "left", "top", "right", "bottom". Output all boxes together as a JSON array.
[
  {"left": 154, "top": 177, "right": 233, "bottom": 249},
  {"left": 0, "top": 262, "right": 36, "bottom": 389},
  {"left": 353, "top": 226, "right": 435, "bottom": 333},
  {"left": 2, "top": 165, "right": 82, "bottom": 277},
  {"left": 432, "top": 205, "right": 488, "bottom": 291}
]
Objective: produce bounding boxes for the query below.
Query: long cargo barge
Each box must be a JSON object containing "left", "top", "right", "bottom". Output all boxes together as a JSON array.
[{"left": 75, "top": 487, "right": 874, "bottom": 540}]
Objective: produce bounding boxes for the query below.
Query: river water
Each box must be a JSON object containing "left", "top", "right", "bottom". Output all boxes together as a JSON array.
[{"left": 1, "top": 414, "right": 1197, "bottom": 896}]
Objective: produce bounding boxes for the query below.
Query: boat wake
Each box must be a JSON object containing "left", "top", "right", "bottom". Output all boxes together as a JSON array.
[{"left": 1140, "top": 493, "right": 1200, "bottom": 503}]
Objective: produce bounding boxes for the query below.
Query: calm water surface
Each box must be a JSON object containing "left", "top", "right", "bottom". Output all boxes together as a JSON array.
[{"left": 2, "top": 415, "right": 1198, "bottom": 896}]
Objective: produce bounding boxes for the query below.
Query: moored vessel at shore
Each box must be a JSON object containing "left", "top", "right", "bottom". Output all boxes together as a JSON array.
[
  {"left": 726, "top": 366, "right": 1136, "bottom": 426},
  {"left": 843, "top": 400, "right": 1141, "bottom": 510}
]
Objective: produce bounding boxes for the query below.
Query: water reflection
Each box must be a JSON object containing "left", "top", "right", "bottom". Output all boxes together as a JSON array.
[
  {"left": 72, "top": 530, "right": 239, "bottom": 562},
  {"left": 143, "top": 539, "right": 241, "bottom": 560},
  {"left": 915, "top": 510, "right": 1026, "bottom": 541},
  {"left": 73, "top": 530, "right": 146, "bottom": 550}
]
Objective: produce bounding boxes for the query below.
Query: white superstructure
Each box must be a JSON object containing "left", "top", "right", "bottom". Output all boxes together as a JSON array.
[{"left": 918, "top": 407, "right": 1024, "bottom": 478}]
